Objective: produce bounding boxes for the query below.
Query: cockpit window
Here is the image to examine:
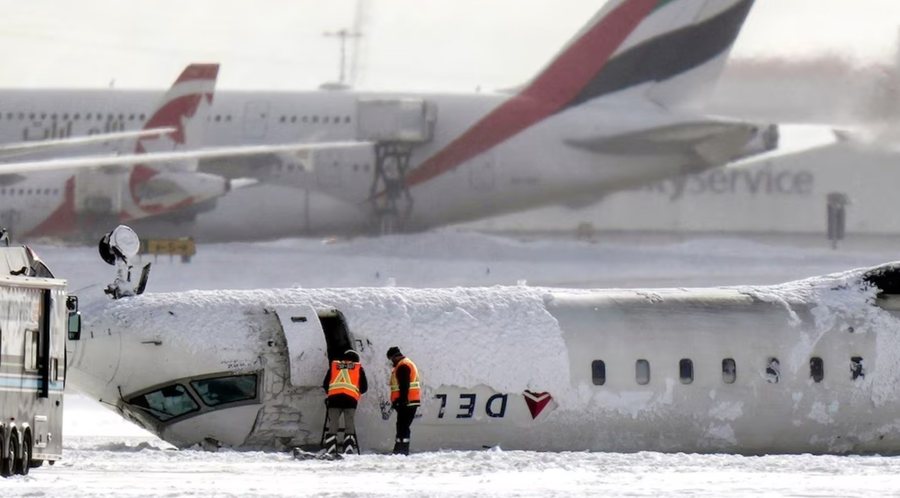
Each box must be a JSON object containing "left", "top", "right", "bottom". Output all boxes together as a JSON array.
[
  {"left": 129, "top": 384, "right": 199, "bottom": 421},
  {"left": 190, "top": 374, "right": 258, "bottom": 407}
]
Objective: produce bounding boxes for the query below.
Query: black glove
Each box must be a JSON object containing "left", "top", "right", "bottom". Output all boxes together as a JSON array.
[{"left": 391, "top": 400, "right": 400, "bottom": 410}]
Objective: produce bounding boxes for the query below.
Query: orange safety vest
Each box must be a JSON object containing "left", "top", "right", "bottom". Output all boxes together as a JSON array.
[
  {"left": 390, "top": 357, "right": 421, "bottom": 406},
  {"left": 327, "top": 360, "right": 362, "bottom": 401}
]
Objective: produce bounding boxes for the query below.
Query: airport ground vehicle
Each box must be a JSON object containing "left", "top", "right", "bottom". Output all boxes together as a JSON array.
[{"left": 0, "top": 243, "right": 80, "bottom": 476}]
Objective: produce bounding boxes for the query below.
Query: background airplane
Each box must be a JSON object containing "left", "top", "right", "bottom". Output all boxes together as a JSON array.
[
  {"left": 0, "top": 0, "right": 774, "bottom": 240},
  {"left": 0, "top": 64, "right": 367, "bottom": 240}
]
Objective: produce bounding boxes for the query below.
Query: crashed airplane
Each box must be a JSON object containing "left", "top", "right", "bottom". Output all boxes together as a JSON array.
[{"left": 67, "top": 262, "right": 900, "bottom": 454}]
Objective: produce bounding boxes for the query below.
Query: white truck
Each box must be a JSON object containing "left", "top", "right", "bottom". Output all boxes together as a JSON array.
[{"left": 0, "top": 244, "right": 80, "bottom": 476}]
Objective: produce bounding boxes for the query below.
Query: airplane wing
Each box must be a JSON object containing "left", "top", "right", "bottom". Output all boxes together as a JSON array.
[
  {"left": 0, "top": 141, "right": 371, "bottom": 175},
  {"left": 0, "top": 127, "right": 176, "bottom": 159}
]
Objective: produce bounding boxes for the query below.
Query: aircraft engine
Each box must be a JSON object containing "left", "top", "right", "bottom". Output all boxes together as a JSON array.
[{"left": 132, "top": 171, "right": 229, "bottom": 215}]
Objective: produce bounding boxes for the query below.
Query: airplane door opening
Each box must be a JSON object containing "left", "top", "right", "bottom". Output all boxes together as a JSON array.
[
  {"left": 243, "top": 101, "right": 270, "bottom": 139},
  {"left": 276, "top": 306, "right": 354, "bottom": 388}
]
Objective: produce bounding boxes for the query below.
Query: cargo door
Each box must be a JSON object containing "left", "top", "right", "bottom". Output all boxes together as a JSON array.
[
  {"left": 468, "top": 152, "right": 496, "bottom": 191},
  {"left": 243, "top": 101, "right": 269, "bottom": 139},
  {"left": 275, "top": 305, "right": 328, "bottom": 388}
]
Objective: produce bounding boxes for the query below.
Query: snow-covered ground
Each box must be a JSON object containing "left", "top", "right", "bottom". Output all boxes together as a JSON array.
[{"left": 9, "top": 230, "right": 900, "bottom": 495}]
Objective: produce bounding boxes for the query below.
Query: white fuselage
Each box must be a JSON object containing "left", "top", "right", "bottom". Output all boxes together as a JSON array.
[
  {"left": 67, "top": 264, "right": 900, "bottom": 454},
  {"left": 0, "top": 88, "right": 749, "bottom": 238}
]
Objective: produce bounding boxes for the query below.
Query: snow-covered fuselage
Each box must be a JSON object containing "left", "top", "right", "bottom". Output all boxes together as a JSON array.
[{"left": 67, "top": 263, "right": 900, "bottom": 454}]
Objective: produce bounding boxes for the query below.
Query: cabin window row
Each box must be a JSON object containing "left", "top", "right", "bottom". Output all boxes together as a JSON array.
[
  {"left": 0, "top": 188, "right": 61, "bottom": 196},
  {"left": 590, "top": 356, "right": 866, "bottom": 386},
  {"left": 2, "top": 112, "right": 147, "bottom": 122},
  {"left": 278, "top": 115, "right": 352, "bottom": 125}
]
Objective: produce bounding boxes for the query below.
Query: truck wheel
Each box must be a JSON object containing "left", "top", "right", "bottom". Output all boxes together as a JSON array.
[
  {"left": 1, "top": 433, "right": 17, "bottom": 478},
  {"left": 15, "top": 436, "right": 30, "bottom": 475}
]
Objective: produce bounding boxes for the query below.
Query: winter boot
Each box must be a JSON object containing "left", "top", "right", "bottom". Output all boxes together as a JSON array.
[
  {"left": 343, "top": 434, "right": 359, "bottom": 455},
  {"left": 322, "top": 433, "right": 338, "bottom": 455},
  {"left": 392, "top": 438, "right": 410, "bottom": 455}
]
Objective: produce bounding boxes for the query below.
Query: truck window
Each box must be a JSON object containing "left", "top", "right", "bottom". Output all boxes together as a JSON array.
[{"left": 24, "top": 328, "right": 39, "bottom": 372}]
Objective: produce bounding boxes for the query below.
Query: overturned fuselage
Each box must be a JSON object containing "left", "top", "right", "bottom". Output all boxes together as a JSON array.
[{"left": 67, "top": 263, "right": 900, "bottom": 454}]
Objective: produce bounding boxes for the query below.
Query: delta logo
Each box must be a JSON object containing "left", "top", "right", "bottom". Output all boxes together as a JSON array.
[{"left": 523, "top": 390, "right": 557, "bottom": 420}]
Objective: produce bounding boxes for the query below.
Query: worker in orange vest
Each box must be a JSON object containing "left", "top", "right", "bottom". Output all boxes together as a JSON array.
[
  {"left": 387, "top": 346, "right": 421, "bottom": 455},
  {"left": 322, "top": 349, "right": 368, "bottom": 455}
]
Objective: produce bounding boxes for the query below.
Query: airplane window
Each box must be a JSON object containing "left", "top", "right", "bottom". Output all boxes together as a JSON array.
[
  {"left": 215, "top": 115, "right": 221, "bottom": 122},
  {"left": 74, "top": 113, "right": 80, "bottom": 120},
  {"left": 722, "top": 358, "right": 736, "bottom": 384},
  {"left": 128, "top": 384, "right": 200, "bottom": 421},
  {"left": 140, "top": 114, "right": 146, "bottom": 120},
  {"left": 766, "top": 357, "right": 780, "bottom": 384},
  {"left": 679, "top": 359, "right": 693, "bottom": 384},
  {"left": 41, "top": 113, "right": 47, "bottom": 119},
  {"left": 344, "top": 116, "right": 351, "bottom": 123},
  {"left": 323, "top": 116, "right": 330, "bottom": 124},
  {"left": 86, "top": 113, "right": 92, "bottom": 120},
  {"left": 118, "top": 114, "right": 124, "bottom": 121},
  {"left": 810, "top": 357, "right": 824, "bottom": 383},
  {"left": 851, "top": 356, "right": 865, "bottom": 380},
  {"left": 0, "top": 189, "right": 5, "bottom": 195},
  {"left": 17, "top": 113, "right": 24, "bottom": 120},
  {"left": 333, "top": 116, "right": 339, "bottom": 123},
  {"left": 190, "top": 374, "right": 258, "bottom": 407},
  {"left": 53, "top": 189, "right": 59, "bottom": 195},
  {"left": 279, "top": 116, "right": 286, "bottom": 123},
  {"left": 29, "top": 113, "right": 35, "bottom": 120},
  {"left": 26, "top": 189, "right": 32, "bottom": 195},
  {"left": 302, "top": 116, "right": 309, "bottom": 123},
  {"left": 591, "top": 360, "right": 606, "bottom": 386},
  {"left": 63, "top": 113, "right": 69, "bottom": 120},
  {"left": 127, "top": 114, "right": 133, "bottom": 121},
  {"left": 97, "top": 114, "right": 104, "bottom": 121},
  {"left": 44, "top": 188, "right": 51, "bottom": 195},
  {"left": 51, "top": 114, "right": 57, "bottom": 120},
  {"left": 636, "top": 359, "right": 650, "bottom": 385},
  {"left": 291, "top": 116, "right": 297, "bottom": 123},
  {"left": 312, "top": 116, "right": 319, "bottom": 123}
]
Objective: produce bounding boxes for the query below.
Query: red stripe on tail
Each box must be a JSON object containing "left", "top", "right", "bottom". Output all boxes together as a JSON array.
[{"left": 404, "top": 0, "right": 657, "bottom": 189}]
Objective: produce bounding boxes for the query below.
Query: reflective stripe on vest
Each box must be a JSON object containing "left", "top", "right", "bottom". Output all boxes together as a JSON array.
[
  {"left": 390, "top": 357, "right": 421, "bottom": 406},
  {"left": 328, "top": 360, "right": 361, "bottom": 401}
]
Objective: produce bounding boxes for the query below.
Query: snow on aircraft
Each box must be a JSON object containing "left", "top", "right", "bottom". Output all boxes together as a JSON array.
[
  {"left": 66, "top": 258, "right": 900, "bottom": 454},
  {"left": 0, "top": 64, "right": 367, "bottom": 239},
  {"left": 1, "top": 0, "right": 773, "bottom": 237}
]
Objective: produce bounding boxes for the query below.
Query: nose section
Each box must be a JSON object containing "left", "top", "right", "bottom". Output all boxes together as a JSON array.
[{"left": 67, "top": 300, "right": 123, "bottom": 405}]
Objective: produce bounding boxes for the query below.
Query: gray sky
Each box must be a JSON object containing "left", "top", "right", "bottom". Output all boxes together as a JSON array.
[{"left": 0, "top": 0, "right": 897, "bottom": 91}]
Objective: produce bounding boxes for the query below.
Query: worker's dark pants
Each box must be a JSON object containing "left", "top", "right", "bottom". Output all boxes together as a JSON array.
[{"left": 394, "top": 405, "right": 418, "bottom": 454}]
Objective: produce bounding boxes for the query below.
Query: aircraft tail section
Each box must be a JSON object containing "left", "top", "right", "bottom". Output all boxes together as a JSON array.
[
  {"left": 404, "top": 0, "right": 754, "bottom": 189},
  {"left": 526, "top": 0, "right": 754, "bottom": 110},
  {"left": 135, "top": 63, "right": 218, "bottom": 155},
  {"left": 128, "top": 63, "right": 219, "bottom": 215}
]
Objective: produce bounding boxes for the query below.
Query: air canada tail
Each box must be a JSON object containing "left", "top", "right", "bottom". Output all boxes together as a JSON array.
[
  {"left": 525, "top": 0, "right": 754, "bottom": 110},
  {"left": 135, "top": 63, "right": 219, "bottom": 155},
  {"left": 129, "top": 63, "right": 219, "bottom": 214}
]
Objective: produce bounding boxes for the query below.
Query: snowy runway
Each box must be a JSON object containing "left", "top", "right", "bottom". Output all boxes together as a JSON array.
[{"left": 8, "top": 437, "right": 900, "bottom": 497}]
